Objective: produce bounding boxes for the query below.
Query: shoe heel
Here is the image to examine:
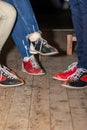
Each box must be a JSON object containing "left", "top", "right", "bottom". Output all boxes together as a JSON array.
[{"left": 22, "top": 63, "right": 26, "bottom": 72}]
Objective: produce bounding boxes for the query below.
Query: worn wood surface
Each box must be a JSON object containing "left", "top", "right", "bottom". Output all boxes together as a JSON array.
[{"left": 0, "top": 31, "right": 87, "bottom": 130}]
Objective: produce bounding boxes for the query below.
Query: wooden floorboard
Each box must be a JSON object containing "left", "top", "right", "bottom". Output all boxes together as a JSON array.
[{"left": 0, "top": 31, "right": 87, "bottom": 130}]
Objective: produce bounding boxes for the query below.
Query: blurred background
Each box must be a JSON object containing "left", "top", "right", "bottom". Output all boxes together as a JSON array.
[{"left": 30, "top": 0, "right": 73, "bottom": 29}]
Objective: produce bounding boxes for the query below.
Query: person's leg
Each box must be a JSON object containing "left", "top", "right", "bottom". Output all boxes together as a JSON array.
[
  {"left": 4, "top": 0, "right": 45, "bottom": 75},
  {"left": 5, "top": 0, "right": 39, "bottom": 58},
  {"left": 69, "top": 0, "right": 87, "bottom": 69},
  {"left": 4, "top": 0, "right": 58, "bottom": 75},
  {"left": 0, "top": 1, "right": 16, "bottom": 51},
  {"left": 0, "top": 1, "right": 24, "bottom": 87},
  {"left": 61, "top": 0, "right": 87, "bottom": 88},
  {"left": 5, "top": 0, "right": 58, "bottom": 58},
  {"left": 69, "top": 0, "right": 82, "bottom": 64},
  {"left": 53, "top": 0, "right": 87, "bottom": 83},
  {"left": 53, "top": 0, "right": 82, "bottom": 81},
  {"left": 77, "top": 0, "right": 87, "bottom": 69}
]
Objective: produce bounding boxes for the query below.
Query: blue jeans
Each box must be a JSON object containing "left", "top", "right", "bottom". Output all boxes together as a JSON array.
[
  {"left": 5, "top": 0, "right": 40, "bottom": 59},
  {"left": 69, "top": 0, "right": 87, "bottom": 69}
]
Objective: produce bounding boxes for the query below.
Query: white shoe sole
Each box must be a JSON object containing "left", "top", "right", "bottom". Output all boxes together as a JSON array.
[
  {"left": 53, "top": 76, "right": 67, "bottom": 81},
  {"left": 30, "top": 50, "right": 58, "bottom": 56}
]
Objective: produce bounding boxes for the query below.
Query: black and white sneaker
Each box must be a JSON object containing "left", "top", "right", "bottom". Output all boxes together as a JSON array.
[
  {"left": 62, "top": 68, "right": 87, "bottom": 89},
  {"left": 30, "top": 37, "right": 58, "bottom": 56},
  {"left": 0, "top": 64, "right": 24, "bottom": 87}
]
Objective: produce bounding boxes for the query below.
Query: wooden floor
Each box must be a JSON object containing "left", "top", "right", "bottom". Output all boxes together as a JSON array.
[{"left": 0, "top": 31, "right": 87, "bottom": 130}]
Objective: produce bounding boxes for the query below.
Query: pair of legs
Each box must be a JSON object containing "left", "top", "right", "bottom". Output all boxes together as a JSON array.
[
  {"left": 53, "top": 0, "right": 87, "bottom": 89},
  {"left": 0, "top": 1, "right": 24, "bottom": 87},
  {"left": 5, "top": 0, "right": 58, "bottom": 75}
]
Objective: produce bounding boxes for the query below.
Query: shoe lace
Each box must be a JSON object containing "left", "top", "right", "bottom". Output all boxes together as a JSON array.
[
  {"left": 64, "top": 62, "right": 77, "bottom": 73},
  {"left": 38, "top": 38, "right": 50, "bottom": 48},
  {"left": 0, "top": 65, "right": 17, "bottom": 80},
  {"left": 30, "top": 56, "right": 40, "bottom": 68},
  {"left": 68, "top": 68, "right": 87, "bottom": 81}
]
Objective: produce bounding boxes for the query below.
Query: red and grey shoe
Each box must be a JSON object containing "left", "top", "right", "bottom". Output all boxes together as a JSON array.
[
  {"left": 62, "top": 68, "right": 87, "bottom": 89},
  {"left": 22, "top": 55, "right": 45, "bottom": 76},
  {"left": 0, "top": 64, "right": 24, "bottom": 87},
  {"left": 30, "top": 37, "right": 58, "bottom": 56},
  {"left": 53, "top": 62, "right": 77, "bottom": 81}
]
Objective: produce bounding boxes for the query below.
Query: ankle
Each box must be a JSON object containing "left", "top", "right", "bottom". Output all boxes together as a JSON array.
[{"left": 27, "top": 32, "right": 41, "bottom": 42}]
